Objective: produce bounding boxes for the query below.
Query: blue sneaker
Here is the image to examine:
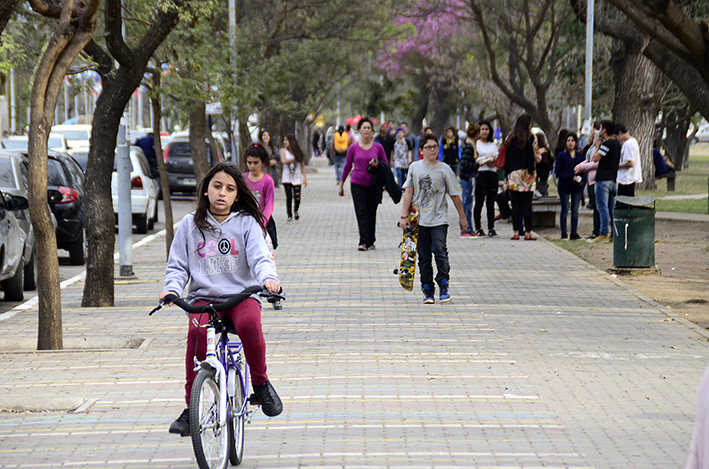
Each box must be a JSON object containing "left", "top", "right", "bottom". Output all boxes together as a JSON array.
[
  {"left": 439, "top": 280, "right": 451, "bottom": 303},
  {"left": 422, "top": 284, "right": 435, "bottom": 304}
]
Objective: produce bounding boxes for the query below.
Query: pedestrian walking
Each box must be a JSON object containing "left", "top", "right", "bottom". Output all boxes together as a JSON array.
[
  {"left": 332, "top": 126, "right": 350, "bottom": 182},
  {"left": 474, "top": 120, "right": 499, "bottom": 237},
  {"left": 591, "top": 120, "right": 620, "bottom": 243},
  {"left": 392, "top": 127, "right": 412, "bottom": 188},
  {"left": 616, "top": 124, "right": 642, "bottom": 197},
  {"left": 312, "top": 129, "right": 321, "bottom": 157},
  {"left": 555, "top": 132, "right": 586, "bottom": 240},
  {"left": 244, "top": 143, "right": 278, "bottom": 249},
  {"left": 439, "top": 126, "right": 461, "bottom": 174},
  {"left": 338, "top": 117, "right": 389, "bottom": 251},
  {"left": 259, "top": 129, "right": 280, "bottom": 188},
  {"left": 280, "top": 135, "right": 307, "bottom": 222},
  {"left": 535, "top": 131, "right": 553, "bottom": 196},
  {"left": 375, "top": 123, "right": 395, "bottom": 161},
  {"left": 504, "top": 114, "right": 542, "bottom": 241},
  {"left": 400, "top": 133, "right": 468, "bottom": 304},
  {"left": 458, "top": 122, "right": 480, "bottom": 237},
  {"left": 160, "top": 162, "right": 283, "bottom": 436}
]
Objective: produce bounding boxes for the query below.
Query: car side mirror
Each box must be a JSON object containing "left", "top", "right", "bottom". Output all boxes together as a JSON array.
[
  {"left": 10, "top": 195, "right": 29, "bottom": 210},
  {"left": 47, "top": 189, "right": 63, "bottom": 210}
]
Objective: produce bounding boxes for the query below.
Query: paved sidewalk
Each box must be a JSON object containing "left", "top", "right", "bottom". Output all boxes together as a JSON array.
[{"left": 1, "top": 157, "right": 707, "bottom": 468}]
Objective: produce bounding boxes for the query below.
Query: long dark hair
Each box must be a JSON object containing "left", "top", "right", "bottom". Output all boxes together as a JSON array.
[
  {"left": 284, "top": 134, "right": 305, "bottom": 163},
  {"left": 509, "top": 114, "right": 533, "bottom": 149},
  {"left": 194, "top": 162, "right": 265, "bottom": 236},
  {"left": 245, "top": 143, "right": 269, "bottom": 167},
  {"left": 478, "top": 120, "right": 494, "bottom": 143}
]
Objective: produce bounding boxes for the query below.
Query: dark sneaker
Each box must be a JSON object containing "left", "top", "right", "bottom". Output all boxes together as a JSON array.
[
  {"left": 252, "top": 380, "right": 283, "bottom": 417},
  {"left": 422, "top": 284, "right": 435, "bottom": 304},
  {"left": 561, "top": 232, "right": 568, "bottom": 239},
  {"left": 439, "top": 280, "right": 451, "bottom": 303},
  {"left": 357, "top": 244, "right": 367, "bottom": 251},
  {"left": 367, "top": 244, "right": 376, "bottom": 250},
  {"left": 488, "top": 229, "right": 498, "bottom": 238},
  {"left": 287, "top": 216, "right": 293, "bottom": 222},
  {"left": 474, "top": 229, "right": 485, "bottom": 237},
  {"left": 169, "top": 408, "right": 190, "bottom": 436},
  {"left": 295, "top": 211, "right": 300, "bottom": 220},
  {"left": 570, "top": 233, "right": 581, "bottom": 240}
]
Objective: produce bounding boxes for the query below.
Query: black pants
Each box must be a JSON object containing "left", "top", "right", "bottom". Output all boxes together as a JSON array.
[
  {"left": 283, "top": 183, "right": 301, "bottom": 218},
  {"left": 618, "top": 183, "right": 635, "bottom": 197},
  {"left": 474, "top": 171, "right": 498, "bottom": 231},
  {"left": 351, "top": 183, "right": 379, "bottom": 247},
  {"left": 510, "top": 191, "right": 533, "bottom": 233},
  {"left": 496, "top": 190, "right": 511, "bottom": 219}
]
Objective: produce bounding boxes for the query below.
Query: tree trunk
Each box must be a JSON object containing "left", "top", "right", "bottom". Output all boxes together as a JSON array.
[
  {"left": 28, "top": 0, "right": 99, "bottom": 348},
  {"left": 611, "top": 39, "right": 662, "bottom": 190},
  {"left": 411, "top": 78, "right": 429, "bottom": 132},
  {"left": 189, "top": 102, "right": 210, "bottom": 185},
  {"left": 150, "top": 74, "right": 173, "bottom": 256}
]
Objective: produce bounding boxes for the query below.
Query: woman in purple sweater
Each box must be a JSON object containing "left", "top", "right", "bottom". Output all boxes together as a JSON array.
[{"left": 337, "top": 117, "right": 389, "bottom": 250}]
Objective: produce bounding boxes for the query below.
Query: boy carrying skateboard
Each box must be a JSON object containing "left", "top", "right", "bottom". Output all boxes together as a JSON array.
[{"left": 400, "top": 133, "right": 469, "bottom": 304}]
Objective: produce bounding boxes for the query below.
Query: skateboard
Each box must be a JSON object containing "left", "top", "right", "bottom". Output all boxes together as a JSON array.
[{"left": 394, "top": 205, "right": 419, "bottom": 291}]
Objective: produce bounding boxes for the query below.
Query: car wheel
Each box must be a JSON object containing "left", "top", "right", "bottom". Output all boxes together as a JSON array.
[
  {"left": 148, "top": 215, "right": 155, "bottom": 231},
  {"left": 24, "top": 249, "right": 37, "bottom": 291},
  {"left": 69, "top": 230, "right": 86, "bottom": 265},
  {"left": 135, "top": 213, "right": 148, "bottom": 234},
  {"left": 2, "top": 260, "right": 24, "bottom": 301},
  {"left": 153, "top": 202, "right": 159, "bottom": 223}
]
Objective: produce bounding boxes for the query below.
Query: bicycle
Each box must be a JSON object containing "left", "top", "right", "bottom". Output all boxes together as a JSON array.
[{"left": 150, "top": 285, "right": 285, "bottom": 469}]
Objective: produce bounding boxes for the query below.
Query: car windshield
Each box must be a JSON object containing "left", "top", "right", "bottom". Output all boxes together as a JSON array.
[
  {"left": 0, "top": 158, "right": 17, "bottom": 189},
  {"left": 2, "top": 139, "right": 27, "bottom": 150},
  {"left": 72, "top": 151, "right": 89, "bottom": 171},
  {"left": 48, "top": 137, "right": 64, "bottom": 148},
  {"left": 56, "top": 130, "right": 89, "bottom": 140}
]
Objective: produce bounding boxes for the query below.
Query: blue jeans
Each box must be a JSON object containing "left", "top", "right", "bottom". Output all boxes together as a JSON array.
[
  {"left": 459, "top": 177, "right": 474, "bottom": 229},
  {"left": 559, "top": 191, "right": 583, "bottom": 235},
  {"left": 395, "top": 168, "right": 408, "bottom": 188},
  {"left": 418, "top": 225, "right": 449, "bottom": 291},
  {"left": 334, "top": 154, "right": 346, "bottom": 181},
  {"left": 595, "top": 180, "right": 616, "bottom": 237},
  {"left": 587, "top": 184, "right": 600, "bottom": 237}
]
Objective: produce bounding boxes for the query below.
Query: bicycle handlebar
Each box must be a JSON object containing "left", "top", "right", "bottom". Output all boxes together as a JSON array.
[{"left": 149, "top": 285, "right": 285, "bottom": 316}]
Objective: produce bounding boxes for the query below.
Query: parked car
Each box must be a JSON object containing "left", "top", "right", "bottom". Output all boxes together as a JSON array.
[
  {"left": 46, "top": 151, "right": 86, "bottom": 265},
  {"left": 163, "top": 133, "right": 223, "bottom": 193},
  {"left": 67, "top": 146, "right": 90, "bottom": 171},
  {"left": 0, "top": 189, "right": 26, "bottom": 301},
  {"left": 50, "top": 124, "right": 91, "bottom": 149},
  {"left": 1, "top": 134, "right": 70, "bottom": 152},
  {"left": 695, "top": 124, "right": 709, "bottom": 143},
  {"left": 112, "top": 146, "right": 159, "bottom": 234},
  {"left": 0, "top": 151, "right": 37, "bottom": 290}
]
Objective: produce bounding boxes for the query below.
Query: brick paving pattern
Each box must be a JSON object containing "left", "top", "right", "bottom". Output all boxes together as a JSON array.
[{"left": 0, "top": 157, "right": 706, "bottom": 468}]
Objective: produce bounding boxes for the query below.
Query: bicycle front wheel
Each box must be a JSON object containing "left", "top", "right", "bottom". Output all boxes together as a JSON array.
[
  {"left": 228, "top": 365, "right": 245, "bottom": 466},
  {"left": 190, "top": 369, "right": 228, "bottom": 469}
]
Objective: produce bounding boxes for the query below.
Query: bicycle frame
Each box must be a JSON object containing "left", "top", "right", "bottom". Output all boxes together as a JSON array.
[{"left": 223, "top": 338, "right": 250, "bottom": 419}]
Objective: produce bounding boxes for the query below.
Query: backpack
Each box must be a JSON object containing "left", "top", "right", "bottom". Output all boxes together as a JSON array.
[{"left": 333, "top": 132, "right": 349, "bottom": 154}]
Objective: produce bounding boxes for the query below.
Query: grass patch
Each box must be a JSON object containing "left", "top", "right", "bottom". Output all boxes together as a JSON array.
[
  {"left": 654, "top": 198, "right": 709, "bottom": 214},
  {"left": 544, "top": 237, "right": 601, "bottom": 256}
]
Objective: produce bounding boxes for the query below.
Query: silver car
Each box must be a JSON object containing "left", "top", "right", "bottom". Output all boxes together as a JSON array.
[
  {"left": 0, "top": 189, "right": 26, "bottom": 301},
  {"left": 0, "top": 151, "right": 38, "bottom": 291}
]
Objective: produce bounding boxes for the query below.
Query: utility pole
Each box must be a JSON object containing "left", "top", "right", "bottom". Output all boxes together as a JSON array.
[
  {"left": 584, "top": 0, "right": 594, "bottom": 124},
  {"left": 117, "top": 116, "right": 133, "bottom": 277}
]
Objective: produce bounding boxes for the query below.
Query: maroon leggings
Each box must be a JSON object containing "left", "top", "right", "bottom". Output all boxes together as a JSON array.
[{"left": 184, "top": 298, "right": 268, "bottom": 406}]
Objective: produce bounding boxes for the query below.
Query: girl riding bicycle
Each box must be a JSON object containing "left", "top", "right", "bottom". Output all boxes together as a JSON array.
[{"left": 159, "top": 162, "right": 283, "bottom": 436}]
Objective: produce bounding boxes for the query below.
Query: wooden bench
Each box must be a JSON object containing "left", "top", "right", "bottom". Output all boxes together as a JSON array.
[
  {"left": 657, "top": 171, "right": 676, "bottom": 191},
  {"left": 531, "top": 196, "right": 560, "bottom": 228}
]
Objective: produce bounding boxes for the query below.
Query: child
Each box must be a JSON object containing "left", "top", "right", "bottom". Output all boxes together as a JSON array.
[
  {"left": 280, "top": 134, "right": 307, "bottom": 222},
  {"left": 160, "top": 162, "right": 283, "bottom": 436},
  {"left": 244, "top": 143, "right": 277, "bottom": 249},
  {"left": 400, "top": 133, "right": 469, "bottom": 304}
]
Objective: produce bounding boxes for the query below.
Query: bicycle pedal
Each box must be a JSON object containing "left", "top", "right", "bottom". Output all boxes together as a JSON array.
[{"left": 248, "top": 393, "right": 260, "bottom": 405}]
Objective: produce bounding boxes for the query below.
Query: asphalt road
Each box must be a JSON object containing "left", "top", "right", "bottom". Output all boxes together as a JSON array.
[{"left": 0, "top": 196, "right": 194, "bottom": 313}]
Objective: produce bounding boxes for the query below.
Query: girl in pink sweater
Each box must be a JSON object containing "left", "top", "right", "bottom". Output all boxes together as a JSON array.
[{"left": 244, "top": 144, "right": 277, "bottom": 249}]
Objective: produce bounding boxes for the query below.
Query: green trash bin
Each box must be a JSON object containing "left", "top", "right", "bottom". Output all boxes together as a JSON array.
[{"left": 613, "top": 195, "right": 656, "bottom": 268}]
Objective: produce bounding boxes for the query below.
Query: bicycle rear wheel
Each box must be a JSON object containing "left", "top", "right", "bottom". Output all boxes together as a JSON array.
[
  {"left": 190, "top": 369, "right": 228, "bottom": 469},
  {"left": 227, "top": 365, "right": 245, "bottom": 466}
]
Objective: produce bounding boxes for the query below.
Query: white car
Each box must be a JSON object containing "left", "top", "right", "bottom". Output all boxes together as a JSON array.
[
  {"left": 111, "top": 146, "right": 159, "bottom": 234},
  {"left": 51, "top": 124, "right": 91, "bottom": 149},
  {"left": 0, "top": 189, "right": 26, "bottom": 301},
  {"left": 1, "top": 134, "right": 70, "bottom": 152}
]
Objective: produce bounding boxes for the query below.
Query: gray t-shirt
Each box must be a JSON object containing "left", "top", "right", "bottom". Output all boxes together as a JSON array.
[{"left": 404, "top": 160, "right": 460, "bottom": 227}]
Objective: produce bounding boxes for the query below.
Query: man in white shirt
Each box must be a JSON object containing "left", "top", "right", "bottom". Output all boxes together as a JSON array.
[
  {"left": 616, "top": 124, "right": 643, "bottom": 196},
  {"left": 616, "top": 124, "right": 643, "bottom": 197}
]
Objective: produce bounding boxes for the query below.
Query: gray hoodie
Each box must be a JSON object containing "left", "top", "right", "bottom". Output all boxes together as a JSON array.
[{"left": 164, "top": 211, "right": 278, "bottom": 303}]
